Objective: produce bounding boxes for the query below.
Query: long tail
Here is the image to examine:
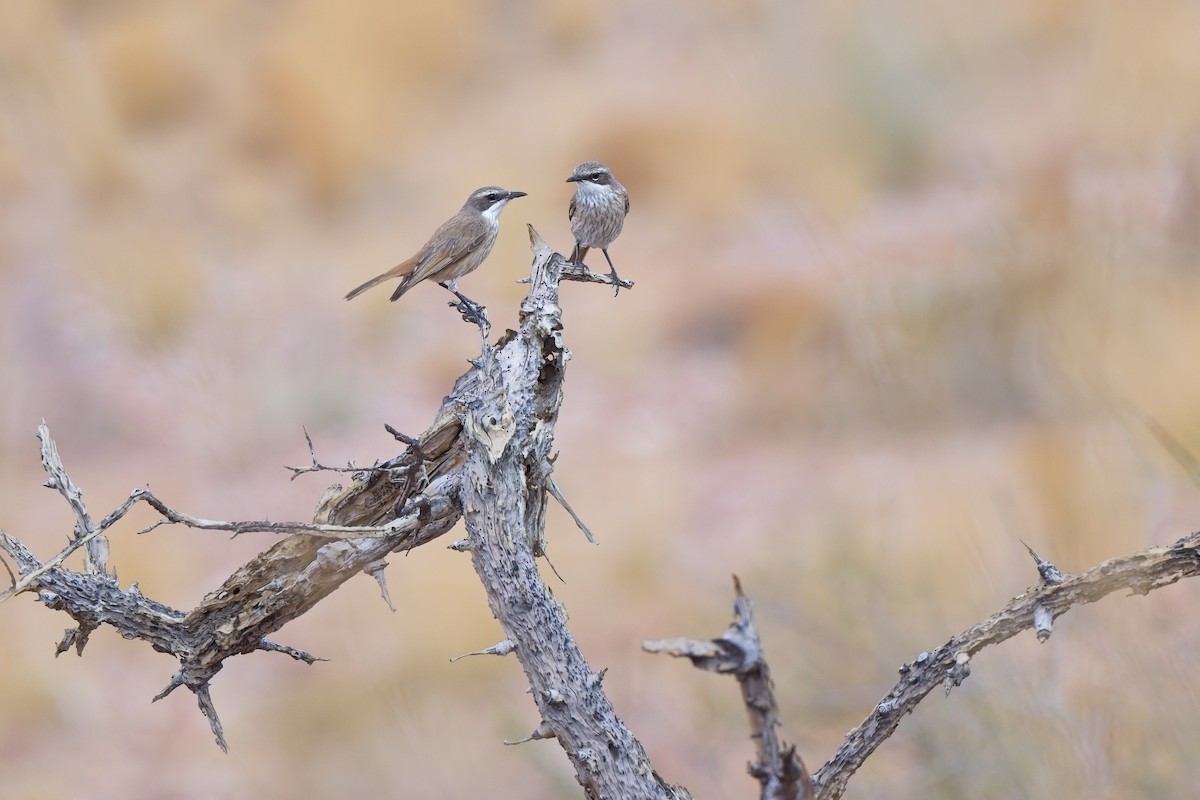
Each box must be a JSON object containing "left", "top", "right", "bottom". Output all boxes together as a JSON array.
[
  {"left": 345, "top": 272, "right": 393, "bottom": 301},
  {"left": 389, "top": 275, "right": 418, "bottom": 302},
  {"left": 345, "top": 255, "right": 419, "bottom": 301}
]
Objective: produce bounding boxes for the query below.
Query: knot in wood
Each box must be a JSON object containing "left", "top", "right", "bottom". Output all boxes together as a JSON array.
[{"left": 465, "top": 401, "right": 516, "bottom": 463}]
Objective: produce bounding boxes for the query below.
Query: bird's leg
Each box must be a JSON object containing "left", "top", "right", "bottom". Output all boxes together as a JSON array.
[
  {"left": 571, "top": 242, "right": 584, "bottom": 266},
  {"left": 439, "top": 282, "right": 489, "bottom": 331},
  {"left": 601, "top": 249, "right": 623, "bottom": 297}
]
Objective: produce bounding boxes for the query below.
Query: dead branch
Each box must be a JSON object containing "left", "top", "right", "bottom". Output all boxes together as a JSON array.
[
  {"left": 810, "top": 532, "right": 1200, "bottom": 797},
  {"left": 5, "top": 220, "right": 1200, "bottom": 796},
  {"left": 0, "top": 225, "right": 692, "bottom": 797},
  {"left": 646, "top": 534, "right": 1200, "bottom": 799},
  {"left": 457, "top": 228, "right": 690, "bottom": 798},
  {"left": 645, "top": 576, "right": 813, "bottom": 800},
  {"left": 0, "top": 345, "right": 470, "bottom": 749}
]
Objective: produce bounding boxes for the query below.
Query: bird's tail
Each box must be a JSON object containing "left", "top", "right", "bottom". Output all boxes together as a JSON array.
[
  {"left": 344, "top": 255, "right": 419, "bottom": 301},
  {"left": 345, "top": 272, "right": 393, "bottom": 301},
  {"left": 389, "top": 275, "right": 418, "bottom": 302}
]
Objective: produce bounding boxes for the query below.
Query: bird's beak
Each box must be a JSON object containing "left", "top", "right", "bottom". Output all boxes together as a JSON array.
[
  {"left": 565, "top": 175, "right": 580, "bottom": 183},
  {"left": 508, "top": 190, "right": 528, "bottom": 199}
]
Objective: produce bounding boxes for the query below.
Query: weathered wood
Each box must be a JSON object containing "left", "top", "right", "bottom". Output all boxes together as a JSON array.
[
  {"left": 0, "top": 226, "right": 687, "bottom": 796},
  {"left": 459, "top": 227, "right": 691, "bottom": 799},
  {"left": 5, "top": 224, "right": 1200, "bottom": 796},
  {"left": 810, "top": 530, "right": 1200, "bottom": 798},
  {"left": 646, "top": 576, "right": 813, "bottom": 800}
]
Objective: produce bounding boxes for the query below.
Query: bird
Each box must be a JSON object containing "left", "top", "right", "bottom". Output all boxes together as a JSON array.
[
  {"left": 345, "top": 186, "right": 527, "bottom": 321},
  {"left": 566, "top": 161, "right": 629, "bottom": 295}
]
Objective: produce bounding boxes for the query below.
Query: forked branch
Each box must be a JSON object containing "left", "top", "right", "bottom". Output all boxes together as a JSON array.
[
  {"left": 646, "top": 535, "right": 1200, "bottom": 799},
  {"left": 4, "top": 226, "right": 1199, "bottom": 797}
]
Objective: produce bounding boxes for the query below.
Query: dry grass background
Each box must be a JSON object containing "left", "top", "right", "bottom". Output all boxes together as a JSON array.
[{"left": 3, "top": 1, "right": 1200, "bottom": 797}]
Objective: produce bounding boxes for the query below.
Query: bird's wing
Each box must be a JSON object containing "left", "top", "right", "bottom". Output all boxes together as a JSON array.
[
  {"left": 396, "top": 213, "right": 490, "bottom": 292},
  {"left": 624, "top": 192, "right": 630, "bottom": 215},
  {"left": 568, "top": 194, "right": 578, "bottom": 224},
  {"left": 409, "top": 231, "right": 489, "bottom": 286}
]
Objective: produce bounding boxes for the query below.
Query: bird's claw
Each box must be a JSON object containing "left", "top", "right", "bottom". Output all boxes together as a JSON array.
[
  {"left": 449, "top": 297, "right": 489, "bottom": 331},
  {"left": 608, "top": 268, "right": 623, "bottom": 297}
]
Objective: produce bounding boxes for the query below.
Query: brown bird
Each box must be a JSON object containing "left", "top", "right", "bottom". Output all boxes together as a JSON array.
[
  {"left": 566, "top": 161, "right": 629, "bottom": 295},
  {"left": 345, "top": 186, "right": 527, "bottom": 319}
]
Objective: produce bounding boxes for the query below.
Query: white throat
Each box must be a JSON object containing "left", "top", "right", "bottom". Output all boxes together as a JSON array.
[
  {"left": 574, "top": 181, "right": 612, "bottom": 204},
  {"left": 481, "top": 199, "right": 509, "bottom": 226}
]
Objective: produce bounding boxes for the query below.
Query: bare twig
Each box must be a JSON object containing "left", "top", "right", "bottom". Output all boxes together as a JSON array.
[
  {"left": 546, "top": 473, "right": 597, "bottom": 544},
  {"left": 257, "top": 638, "right": 326, "bottom": 664},
  {"left": 130, "top": 487, "right": 413, "bottom": 539},
  {"left": 810, "top": 532, "right": 1200, "bottom": 798},
  {"left": 0, "top": 472, "right": 417, "bottom": 607},
  {"left": 520, "top": 258, "right": 634, "bottom": 292},
  {"left": 285, "top": 426, "right": 418, "bottom": 481},
  {"left": 645, "top": 576, "right": 813, "bottom": 800},
  {"left": 37, "top": 421, "right": 109, "bottom": 575},
  {"left": 0, "top": 435, "right": 130, "bottom": 604},
  {"left": 504, "top": 721, "right": 556, "bottom": 746},
  {"left": 0, "top": 549, "right": 15, "bottom": 587},
  {"left": 0, "top": 422, "right": 465, "bottom": 747},
  {"left": 449, "top": 639, "right": 516, "bottom": 663}
]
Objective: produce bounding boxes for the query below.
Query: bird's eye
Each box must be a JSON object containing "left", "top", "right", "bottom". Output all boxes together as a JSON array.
[
  {"left": 590, "top": 173, "right": 603, "bottom": 181},
  {"left": 486, "top": 193, "right": 499, "bottom": 201}
]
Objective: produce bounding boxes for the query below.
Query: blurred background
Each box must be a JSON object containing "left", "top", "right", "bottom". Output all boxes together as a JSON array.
[{"left": 3, "top": 1, "right": 1200, "bottom": 797}]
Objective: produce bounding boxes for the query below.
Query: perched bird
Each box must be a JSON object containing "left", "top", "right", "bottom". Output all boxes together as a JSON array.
[
  {"left": 566, "top": 161, "right": 630, "bottom": 295},
  {"left": 345, "top": 186, "right": 527, "bottom": 319}
]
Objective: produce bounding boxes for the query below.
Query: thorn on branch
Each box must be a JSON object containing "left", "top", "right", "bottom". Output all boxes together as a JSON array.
[
  {"left": 1021, "top": 540, "right": 1065, "bottom": 585},
  {"left": 450, "top": 639, "right": 516, "bottom": 663},
  {"left": 545, "top": 471, "right": 597, "bottom": 544},
  {"left": 541, "top": 547, "right": 566, "bottom": 584},
  {"left": 504, "top": 720, "right": 556, "bottom": 746},
  {"left": 364, "top": 560, "right": 395, "bottom": 612}
]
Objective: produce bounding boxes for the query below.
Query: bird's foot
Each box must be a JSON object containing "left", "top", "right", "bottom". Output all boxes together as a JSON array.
[
  {"left": 449, "top": 294, "right": 489, "bottom": 333},
  {"left": 600, "top": 249, "right": 626, "bottom": 297},
  {"left": 607, "top": 267, "right": 624, "bottom": 297}
]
